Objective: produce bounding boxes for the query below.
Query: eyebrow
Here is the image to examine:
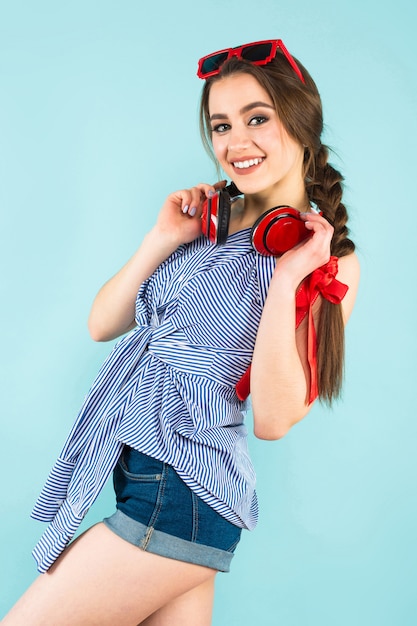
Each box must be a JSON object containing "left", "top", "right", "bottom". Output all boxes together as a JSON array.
[{"left": 209, "top": 101, "right": 275, "bottom": 121}]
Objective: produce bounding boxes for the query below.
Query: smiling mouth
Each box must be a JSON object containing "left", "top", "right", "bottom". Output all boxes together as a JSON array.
[{"left": 232, "top": 157, "right": 265, "bottom": 169}]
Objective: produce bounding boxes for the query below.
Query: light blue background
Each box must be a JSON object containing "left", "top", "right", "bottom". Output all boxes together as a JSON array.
[{"left": 1, "top": 1, "right": 416, "bottom": 623}]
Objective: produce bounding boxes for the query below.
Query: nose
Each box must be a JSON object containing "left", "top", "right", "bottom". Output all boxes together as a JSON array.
[{"left": 227, "top": 124, "right": 252, "bottom": 152}]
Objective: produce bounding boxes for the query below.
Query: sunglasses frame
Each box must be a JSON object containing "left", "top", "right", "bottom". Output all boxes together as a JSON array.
[{"left": 197, "top": 39, "right": 305, "bottom": 84}]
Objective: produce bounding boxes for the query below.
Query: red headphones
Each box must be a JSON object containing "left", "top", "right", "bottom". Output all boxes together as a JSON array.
[{"left": 201, "top": 183, "right": 313, "bottom": 255}]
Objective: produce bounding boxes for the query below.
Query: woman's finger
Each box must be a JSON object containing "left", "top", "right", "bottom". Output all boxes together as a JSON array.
[{"left": 182, "top": 184, "right": 217, "bottom": 217}]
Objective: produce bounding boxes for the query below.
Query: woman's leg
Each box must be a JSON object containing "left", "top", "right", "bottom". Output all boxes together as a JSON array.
[
  {"left": 139, "top": 578, "right": 215, "bottom": 626},
  {"left": 2, "top": 523, "right": 217, "bottom": 626}
]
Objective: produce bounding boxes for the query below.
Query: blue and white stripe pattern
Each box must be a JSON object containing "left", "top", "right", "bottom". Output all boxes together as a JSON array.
[{"left": 31, "top": 229, "right": 276, "bottom": 573}]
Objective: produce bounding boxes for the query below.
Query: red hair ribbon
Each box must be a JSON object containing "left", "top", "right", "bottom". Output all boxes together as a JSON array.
[{"left": 235, "top": 256, "right": 348, "bottom": 404}]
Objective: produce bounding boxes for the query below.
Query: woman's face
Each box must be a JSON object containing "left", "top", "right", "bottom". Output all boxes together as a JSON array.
[{"left": 208, "top": 72, "right": 305, "bottom": 205}]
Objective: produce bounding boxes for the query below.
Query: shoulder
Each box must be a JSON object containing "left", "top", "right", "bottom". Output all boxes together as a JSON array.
[{"left": 337, "top": 252, "right": 360, "bottom": 323}]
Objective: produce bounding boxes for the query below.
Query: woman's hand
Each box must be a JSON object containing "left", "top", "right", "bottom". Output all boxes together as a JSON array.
[
  {"left": 274, "top": 211, "right": 334, "bottom": 288},
  {"left": 154, "top": 181, "right": 226, "bottom": 247},
  {"left": 88, "top": 181, "right": 226, "bottom": 342}
]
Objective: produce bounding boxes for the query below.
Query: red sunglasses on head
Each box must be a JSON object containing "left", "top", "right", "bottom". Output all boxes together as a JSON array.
[{"left": 197, "top": 39, "right": 305, "bottom": 83}]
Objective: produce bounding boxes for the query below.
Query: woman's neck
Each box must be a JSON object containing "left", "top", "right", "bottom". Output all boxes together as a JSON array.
[
  {"left": 229, "top": 188, "right": 311, "bottom": 234},
  {"left": 244, "top": 186, "right": 310, "bottom": 214}
]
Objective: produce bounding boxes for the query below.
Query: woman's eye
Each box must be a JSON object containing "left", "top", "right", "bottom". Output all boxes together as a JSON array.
[
  {"left": 211, "top": 123, "right": 230, "bottom": 133},
  {"left": 249, "top": 115, "right": 268, "bottom": 126}
]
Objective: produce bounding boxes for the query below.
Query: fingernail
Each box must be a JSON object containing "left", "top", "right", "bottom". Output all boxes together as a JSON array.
[
  {"left": 208, "top": 190, "right": 214, "bottom": 198},
  {"left": 182, "top": 205, "right": 189, "bottom": 214},
  {"left": 189, "top": 206, "right": 197, "bottom": 216}
]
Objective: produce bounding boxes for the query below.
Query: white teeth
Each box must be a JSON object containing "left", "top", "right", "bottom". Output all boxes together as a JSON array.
[{"left": 233, "top": 158, "right": 264, "bottom": 169}]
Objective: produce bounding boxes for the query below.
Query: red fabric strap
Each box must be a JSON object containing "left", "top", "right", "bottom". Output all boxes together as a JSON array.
[
  {"left": 235, "top": 256, "right": 348, "bottom": 404},
  {"left": 295, "top": 255, "right": 348, "bottom": 403}
]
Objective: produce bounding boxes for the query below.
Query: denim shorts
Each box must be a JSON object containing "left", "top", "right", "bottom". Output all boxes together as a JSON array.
[{"left": 103, "top": 446, "right": 242, "bottom": 572}]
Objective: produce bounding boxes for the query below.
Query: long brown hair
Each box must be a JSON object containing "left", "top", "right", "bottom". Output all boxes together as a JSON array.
[{"left": 199, "top": 54, "right": 355, "bottom": 404}]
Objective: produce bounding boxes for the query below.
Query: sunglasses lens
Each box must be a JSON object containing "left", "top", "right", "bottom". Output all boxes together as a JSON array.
[
  {"left": 200, "top": 52, "right": 229, "bottom": 77},
  {"left": 241, "top": 42, "right": 273, "bottom": 63}
]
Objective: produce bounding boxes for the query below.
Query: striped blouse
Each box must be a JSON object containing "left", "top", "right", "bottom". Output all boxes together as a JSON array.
[{"left": 31, "top": 228, "right": 276, "bottom": 573}]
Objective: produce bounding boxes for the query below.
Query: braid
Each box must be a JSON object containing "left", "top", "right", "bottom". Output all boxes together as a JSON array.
[
  {"left": 306, "top": 144, "right": 355, "bottom": 257},
  {"left": 305, "top": 144, "right": 355, "bottom": 403}
]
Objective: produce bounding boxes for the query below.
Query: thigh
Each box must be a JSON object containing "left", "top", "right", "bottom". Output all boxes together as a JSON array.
[
  {"left": 2, "top": 523, "right": 217, "bottom": 626},
  {"left": 139, "top": 578, "right": 215, "bottom": 626}
]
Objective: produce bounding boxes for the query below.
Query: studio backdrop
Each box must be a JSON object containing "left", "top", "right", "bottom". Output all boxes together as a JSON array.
[{"left": 1, "top": 1, "right": 416, "bottom": 624}]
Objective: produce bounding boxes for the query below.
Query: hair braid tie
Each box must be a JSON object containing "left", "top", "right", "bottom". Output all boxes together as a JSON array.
[{"left": 295, "top": 257, "right": 348, "bottom": 403}]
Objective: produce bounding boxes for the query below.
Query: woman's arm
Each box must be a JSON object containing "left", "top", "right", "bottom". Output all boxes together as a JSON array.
[
  {"left": 88, "top": 184, "right": 216, "bottom": 342},
  {"left": 250, "top": 212, "right": 360, "bottom": 440}
]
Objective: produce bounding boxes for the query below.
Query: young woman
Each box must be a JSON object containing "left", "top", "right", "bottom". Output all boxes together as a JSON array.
[{"left": 2, "top": 39, "right": 360, "bottom": 625}]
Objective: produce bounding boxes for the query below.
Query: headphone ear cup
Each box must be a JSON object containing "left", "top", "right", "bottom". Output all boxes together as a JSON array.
[
  {"left": 201, "top": 190, "right": 231, "bottom": 244},
  {"left": 251, "top": 206, "right": 311, "bottom": 256}
]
